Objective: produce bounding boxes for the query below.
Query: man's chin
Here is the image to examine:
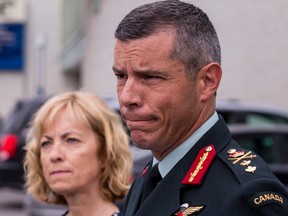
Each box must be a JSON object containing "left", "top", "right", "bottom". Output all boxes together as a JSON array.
[
  {"left": 132, "top": 140, "right": 148, "bottom": 149},
  {"left": 131, "top": 138, "right": 151, "bottom": 150}
]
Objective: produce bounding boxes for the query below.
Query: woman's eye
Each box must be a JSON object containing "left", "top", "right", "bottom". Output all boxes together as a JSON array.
[
  {"left": 67, "top": 138, "right": 79, "bottom": 143},
  {"left": 41, "top": 140, "right": 50, "bottom": 147}
]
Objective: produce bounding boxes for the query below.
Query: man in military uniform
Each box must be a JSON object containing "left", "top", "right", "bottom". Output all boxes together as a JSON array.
[{"left": 112, "top": 1, "right": 288, "bottom": 215}]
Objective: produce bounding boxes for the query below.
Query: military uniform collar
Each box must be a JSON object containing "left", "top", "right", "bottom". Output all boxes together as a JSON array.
[{"left": 156, "top": 112, "right": 219, "bottom": 178}]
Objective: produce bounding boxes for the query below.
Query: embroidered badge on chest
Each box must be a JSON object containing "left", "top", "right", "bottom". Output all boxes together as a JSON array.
[
  {"left": 174, "top": 203, "right": 205, "bottom": 216},
  {"left": 227, "top": 149, "right": 257, "bottom": 173}
]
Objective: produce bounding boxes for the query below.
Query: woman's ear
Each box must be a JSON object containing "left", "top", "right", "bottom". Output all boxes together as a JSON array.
[{"left": 199, "top": 62, "right": 222, "bottom": 101}]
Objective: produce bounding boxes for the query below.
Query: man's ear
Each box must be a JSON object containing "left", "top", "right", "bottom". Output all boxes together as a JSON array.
[{"left": 199, "top": 62, "right": 222, "bottom": 102}]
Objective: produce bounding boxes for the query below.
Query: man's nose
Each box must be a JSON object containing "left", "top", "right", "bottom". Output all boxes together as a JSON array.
[{"left": 119, "top": 77, "right": 143, "bottom": 108}]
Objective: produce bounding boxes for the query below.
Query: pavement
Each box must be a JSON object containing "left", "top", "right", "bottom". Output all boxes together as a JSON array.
[{"left": 0, "top": 188, "right": 27, "bottom": 216}]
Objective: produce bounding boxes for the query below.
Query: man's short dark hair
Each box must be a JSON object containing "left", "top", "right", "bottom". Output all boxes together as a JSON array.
[{"left": 115, "top": 0, "right": 221, "bottom": 77}]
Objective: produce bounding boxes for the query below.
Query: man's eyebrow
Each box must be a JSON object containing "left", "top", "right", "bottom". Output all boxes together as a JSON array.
[
  {"left": 139, "top": 69, "right": 162, "bottom": 74},
  {"left": 133, "top": 69, "right": 167, "bottom": 77},
  {"left": 112, "top": 66, "right": 125, "bottom": 73},
  {"left": 112, "top": 66, "right": 164, "bottom": 76}
]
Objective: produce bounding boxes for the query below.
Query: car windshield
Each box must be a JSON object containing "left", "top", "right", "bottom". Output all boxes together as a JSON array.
[{"left": 1, "top": 98, "right": 47, "bottom": 135}]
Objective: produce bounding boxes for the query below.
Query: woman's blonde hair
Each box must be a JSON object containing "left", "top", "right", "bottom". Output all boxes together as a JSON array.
[{"left": 24, "top": 91, "right": 132, "bottom": 205}]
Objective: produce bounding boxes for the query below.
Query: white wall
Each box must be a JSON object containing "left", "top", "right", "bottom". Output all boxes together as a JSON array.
[
  {"left": 0, "top": 0, "right": 28, "bottom": 118},
  {"left": 0, "top": 0, "right": 86, "bottom": 117},
  {"left": 0, "top": 73, "right": 23, "bottom": 118},
  {"left": 1, "top": 0, "right": 288, "bottom": 118},
  {"left": 0, "top": 0, "right": 64, "bottom": 117},
  {"left": 83, "top": 0, "right": 288, "bottom": 109},
  {"left": 26, "top": 0, "right": 76, "bottom": 96},
  {"left": 192, "top": 0, "right": 288, "bottom": 108},
  {"left": 82, "top": 0, "right": 155, "bottom": 98}
]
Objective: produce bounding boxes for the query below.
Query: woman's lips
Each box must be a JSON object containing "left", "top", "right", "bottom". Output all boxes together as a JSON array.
[{"left": 50, "top": 170, "right": 71, "bottom": 176}]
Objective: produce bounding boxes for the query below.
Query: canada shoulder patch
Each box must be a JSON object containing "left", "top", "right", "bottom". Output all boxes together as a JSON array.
[{"left": 248, "top": 191, "right": 287, "bottom": 209}]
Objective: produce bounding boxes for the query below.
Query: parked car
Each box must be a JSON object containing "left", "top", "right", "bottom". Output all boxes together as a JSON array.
[
  {"left": 128, "top": 124, "right": 288, "bottom": 186},
  {"left": 1, "top": 96, "right": 288, "bottom": 215},
  {"left": 229, "top": 124, "right": 288, "bottom": 186},
  {"left": 217, "top": 98, "right": 288, "bottom": 125},
  {"left": 1, "top": 97, "right": 288, "bottom": 189},
  {"left": 0, "top": 96, "right": 48, "bottom": 189},
  {"left": 0, "top": 95, "right": 125, "bottom": 189},
  {"left": 0, "top": 116, "right": 3, "bottom": 131}
]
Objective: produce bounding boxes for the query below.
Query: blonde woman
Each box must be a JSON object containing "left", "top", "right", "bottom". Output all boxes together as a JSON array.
[{"left": 24, "top": 91, "right": 132, "bottom": 216}]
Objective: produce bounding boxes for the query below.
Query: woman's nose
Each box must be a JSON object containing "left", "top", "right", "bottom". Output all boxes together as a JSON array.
[{"left": 49, "top": 142, "right": 64, "bottom": 162}]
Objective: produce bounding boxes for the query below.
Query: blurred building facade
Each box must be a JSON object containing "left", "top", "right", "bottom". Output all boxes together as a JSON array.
[{"left": 0, "top": 0, "right": 288, "bottom": 118}]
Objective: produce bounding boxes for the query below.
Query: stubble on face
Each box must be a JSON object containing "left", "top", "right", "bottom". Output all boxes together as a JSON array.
[{"left": 113, "top": 31, "right": 204, "bottom": 160}]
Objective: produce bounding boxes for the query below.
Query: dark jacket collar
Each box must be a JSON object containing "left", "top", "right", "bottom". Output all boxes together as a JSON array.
[{"left": 128, "top": 116, "right": 231, "bottom": 216}]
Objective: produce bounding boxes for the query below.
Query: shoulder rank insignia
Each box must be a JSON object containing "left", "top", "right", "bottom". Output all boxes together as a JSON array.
[
  {"left": 227, "top": 149, "right": 257, "bottom": 173},
  {"left": 174, "top": 203, "right": 204, "bottom": 216},
  {"left": 182, "top": 145, "right": 216, "bottom": 185}
]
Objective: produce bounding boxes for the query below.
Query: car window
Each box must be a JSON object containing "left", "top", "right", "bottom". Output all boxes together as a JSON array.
[
  {"left": 233, "top": 133, "right": 288, "bottom": 164},
  {"left": 246, "top": 113, "right": 288, "bottom": 125},
  {"left": 1, "top": 99, "right": 46, "bottom": 136},
  {"left": 218, "top": 111, "right": 239, "bottom": 124},
  {"left": 219, "top": 110, "right": 288, "bottom": 125}
]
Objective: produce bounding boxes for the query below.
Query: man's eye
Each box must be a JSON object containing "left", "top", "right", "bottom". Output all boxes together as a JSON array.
[
  {"left": 115, "top": 73, "right": 127, "bottom": 80},
  {"left": 144, "top": 75, "right": 162, "bottom": 80}
]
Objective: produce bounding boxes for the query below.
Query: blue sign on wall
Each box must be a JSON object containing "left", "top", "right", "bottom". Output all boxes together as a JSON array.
[{"left": 0, "top": 23, "right": 25, "bottom": 71}]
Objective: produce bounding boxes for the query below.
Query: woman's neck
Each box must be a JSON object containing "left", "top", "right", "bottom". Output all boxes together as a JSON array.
[
  {"left": 67, "top": 201, "right": 118, "bottom": 216},
  {"left": 65, "top": 192, "right": 119, "bottom": 216}
]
